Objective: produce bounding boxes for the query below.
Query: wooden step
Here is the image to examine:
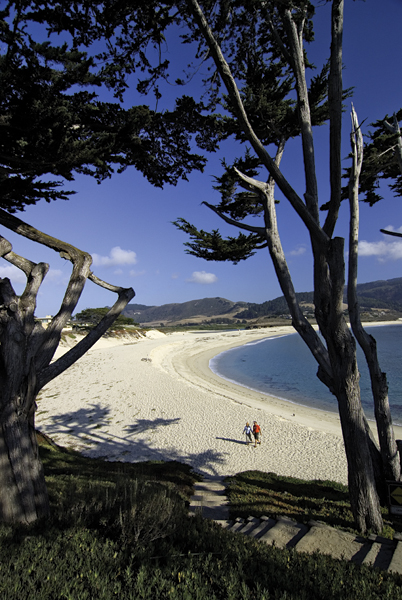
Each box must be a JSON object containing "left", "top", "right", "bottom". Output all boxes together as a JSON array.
[
  {"left": 362, "top": 540, "right": 395, "bottom": 570},
  {"left": 295, "top": 521, "right": 366, "bottom": 562},
  {"left": 259, "top": 516, "right": 309, "bottom": 549},
  {"left": 188, "top": 477, "right": 402, "bottom": 575},
  {"left": 388, "top": 540, "right": 402, "bottom": 574}
]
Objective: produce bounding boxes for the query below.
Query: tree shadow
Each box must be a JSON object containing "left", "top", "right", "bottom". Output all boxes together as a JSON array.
[
  {"left": 39, "top": 402, "right": 228, "bottom": 476},
  {"left": 216, "top": 437, "right": 247, "bottom": 445}
]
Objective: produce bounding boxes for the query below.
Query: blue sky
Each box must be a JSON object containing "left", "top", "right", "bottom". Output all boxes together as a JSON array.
[{"left": 2, "top": 0, "right": 402, "bottom": 317}]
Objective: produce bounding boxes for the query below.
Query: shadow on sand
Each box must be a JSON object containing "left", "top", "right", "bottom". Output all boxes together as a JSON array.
[
  {"left": 215, "top": 437, "right": 246, "bottom": 445},
  {"left": 39, "top": 402, "right": 228, "bottom": 476}
]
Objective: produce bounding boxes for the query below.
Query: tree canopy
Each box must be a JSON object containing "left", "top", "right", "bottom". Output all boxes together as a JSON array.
[
  {"left": 356, "top": 109, "right": 402, "bottom": 206},
  {"left": 174, "top": 0, "right": 351, "bottom": 262},
  {"left": 0, "top": 0, "right": 221, "bottom": 212},
  {"left": 74, "top": 307, "right": 138, "bottom": 329},
  {"left": 0, "top": 0, "right": 218, "bottom": 524}
]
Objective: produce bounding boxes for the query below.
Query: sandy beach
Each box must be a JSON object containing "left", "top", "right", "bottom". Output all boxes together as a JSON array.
[{"left": 36, "top": 325, "right": 400, "bottom": 485}]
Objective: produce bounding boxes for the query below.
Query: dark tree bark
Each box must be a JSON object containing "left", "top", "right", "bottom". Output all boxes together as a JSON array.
[{"left": 0, "top": 209, "right": 134, "bottom": 523}]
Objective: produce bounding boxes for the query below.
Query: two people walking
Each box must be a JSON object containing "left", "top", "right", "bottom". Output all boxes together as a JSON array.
[{"left": 243, "top": 421, "right": 261, "bottom": 447}]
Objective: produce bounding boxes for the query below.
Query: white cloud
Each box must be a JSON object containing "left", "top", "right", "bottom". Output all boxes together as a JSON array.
[
  {"left": 92, "top": 246, "right": 137, "bottom": 267},
  {"left": 359, "top": 236, "right": 402, "bottom": 261},
  {"left": 171, "top": 273, "right": 179, "bottom": 280},
  {"left": 186, "top": 271, "right": 218, "bottom": 284},
  {"left": 0, "top": 264, "right": 26, "bottom": 283},
  {"left": 0, "top": 265, "right": 65, "bottom": 288},
  {"left": 129, "top": 269, "right": 146, "bottom": 277},
  {"left": 289, "top": 245, "right": 307, "bottom": 257},
  {"left": 382, "top": 225, "right": 402, "bottom": 234}
]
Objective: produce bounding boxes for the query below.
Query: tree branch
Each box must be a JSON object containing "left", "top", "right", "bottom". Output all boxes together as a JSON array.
[
  {"left": 202, "top": 199, "right": 266, "bottom": 236},
  {"left": 230, "top": 164, "right": 334, "bottom": 387},
  {"left": 348, "top": 104, "right": 363, "bottom": 305},
  {"left": 0, "top": 238, "right": 49, "bottom": 335},
  {"left": 0, "top": 236, "right": 12, "bottom": 257},
  {"left": 37, "top": 285, "right": 134, "bottom": 390},
  {"left": 380, "top": 229, "right": 402, "bottom": 238},
  {"left": 0, "top": 208, "right": 135, "bottom": 376},
  {"left": 0, "top": 209, "right": 94, "bottom": 365},
  {"left": 323, "top": 0, "right": 344, "bottom": 237},
  {"left": 1, "top": 247, "right": 49, "bottom": 313},
  {"left": 184, "top": 0, "right": 328, "bottom": 246},
  {"left": 283, "top": 8, "right": 319, "bottom": 221}
]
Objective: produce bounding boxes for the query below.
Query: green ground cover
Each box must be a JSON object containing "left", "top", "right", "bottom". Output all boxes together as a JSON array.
[
  {"left": 226, "top": 471, "right": 402, "bottom": 538},
  {"left": 0, "top": 434, "right": 401, "bottom": 599}
]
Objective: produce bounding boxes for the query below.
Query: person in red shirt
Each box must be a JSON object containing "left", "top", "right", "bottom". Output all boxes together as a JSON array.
[{"left": 253, "top": 421, "right": 261, "bottom": 447}]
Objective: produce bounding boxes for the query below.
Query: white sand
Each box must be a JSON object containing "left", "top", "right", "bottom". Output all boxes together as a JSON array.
[{"left": 36, "top": 324, "right": 402, "bottom": 484}]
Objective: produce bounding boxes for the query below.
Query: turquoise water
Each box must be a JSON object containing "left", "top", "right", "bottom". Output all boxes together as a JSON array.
[{"left": 210, "top": 324, "right": 402, "bottom": 425}]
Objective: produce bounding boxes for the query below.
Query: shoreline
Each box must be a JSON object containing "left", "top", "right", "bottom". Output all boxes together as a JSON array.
[
  {"left": 206, "top": 321, "right": 402, "bottom": 432},
  {"left": 173, "top": 321, "right": 402, "bottom": 437},
  {"left": 162, "top": 328, "right": 344, "bottom": 437},
  {"left": 36, "top": 322, "right": 401, "bottom": 484}
]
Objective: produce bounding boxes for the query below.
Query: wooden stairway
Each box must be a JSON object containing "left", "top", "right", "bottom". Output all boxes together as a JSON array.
[{"left": 189, "top": 477, "right": 402, "bottom": 575}]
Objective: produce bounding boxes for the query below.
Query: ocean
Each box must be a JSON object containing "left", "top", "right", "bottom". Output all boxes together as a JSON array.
[{"left": 210, "top": 324, "right": 402, "bottom": 425}]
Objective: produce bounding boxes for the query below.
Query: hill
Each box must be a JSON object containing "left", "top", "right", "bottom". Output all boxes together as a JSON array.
[
  {"left": 238, "top": 278, "right": 402, "bottom": 320},
  {"left": 351, "top": 278, "right": 402, "bottom": 310},
  {"left": 123, "top": 297, "right": 249, "bottom": 325},
  {"left": 122, "top": 278, "right": 402, "bottom": 326}
]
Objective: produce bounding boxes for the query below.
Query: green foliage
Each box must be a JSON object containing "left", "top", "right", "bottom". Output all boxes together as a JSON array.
[
  {"left": 353, "top": 109, "right": 402, "bottom": 206},
  {"left": 227, "top": 471, "right": 354, "bottom": 530},
  {"left": 74, "top": 307, "right": 138, "bottom": 329},
  {"left": 0, "top": 436, "right": 400, "bottom": 600},
  {"left": 226, "top": 471, "right": 402, "bottom": 537},
  {"left": 212, "top": 151, "right": 265, "bottom": 218},
  {"left": 173, "top": 218, "right": 263, "bottom": 263},
  {"left": 0, "top": 3, "right": 221, "bottom": 211},
  {"left": 173, "top": 2, "right": 352, "bottom": 264},
  {"left": 37, "top": 430, "right": 197, "bottom": 498}
]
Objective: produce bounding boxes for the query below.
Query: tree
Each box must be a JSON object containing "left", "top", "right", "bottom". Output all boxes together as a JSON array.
[
  {"left": 0, "top": 1, "right": 217, "bottom": 211},
  {"left": 351, "top": 110, "right": 402, "bottom": 241},
  {"left": 352, "top": 109, "right": 402, "bottom": 208},
  {"left": 0, "top": 209, "right": 135, "bottom": 523},
  {"left": 173, "top": 0, "right": 400, "bottom": 533},
  {"left": 0, "top": 1, "right": 217, "bottom": 524},
  {"left": 74, "top": 307, "right": 138, "bottom": 329}
]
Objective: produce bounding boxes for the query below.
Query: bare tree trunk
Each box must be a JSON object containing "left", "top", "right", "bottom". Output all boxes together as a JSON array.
[
  {"left": 0, "top": 210, "right": 134, "bottom": 523},
  {"left": 226, "top": 167, "right": 383, "bottom": 533},
  {"left": 324, "top": 0, "right": 344, "bottom": 237},
  {"left": 0, "top": 286, "right": 49, "bottom": 522},
  {"left": 348, "top": 107, "right": 400, "bottom": 484},
  {"left": 0, "top": 394, "right": 49, "bottom": 523},
  {"left": 322, "top": 238, "right": 383, "bottom": 533},
  {"left": 332, "top": 352, "right": 383, "bottom": 533}
]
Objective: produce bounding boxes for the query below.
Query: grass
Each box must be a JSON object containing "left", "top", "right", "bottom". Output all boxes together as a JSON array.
[
  {"left": 226, "top": 471, "right": 402, "bottom": 538},
  {"left": 37, "top": 430, "right": 198, "bottom": 503},
  {"left": 1, "top": 433, "right": 401, "bottom": 599}
]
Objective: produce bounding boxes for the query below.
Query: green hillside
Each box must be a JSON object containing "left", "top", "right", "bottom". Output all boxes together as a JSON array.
[{"left": 122, "top": 278, "right": 402, "bottom": 325}]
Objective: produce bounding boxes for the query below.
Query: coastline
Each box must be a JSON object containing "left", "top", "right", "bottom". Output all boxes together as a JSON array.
[
  {"left": 36, "top": 323, "right": 401, "bottom": 484},
  {"left": 207, "top": 320, "right": 402, "bottom": 430}
]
